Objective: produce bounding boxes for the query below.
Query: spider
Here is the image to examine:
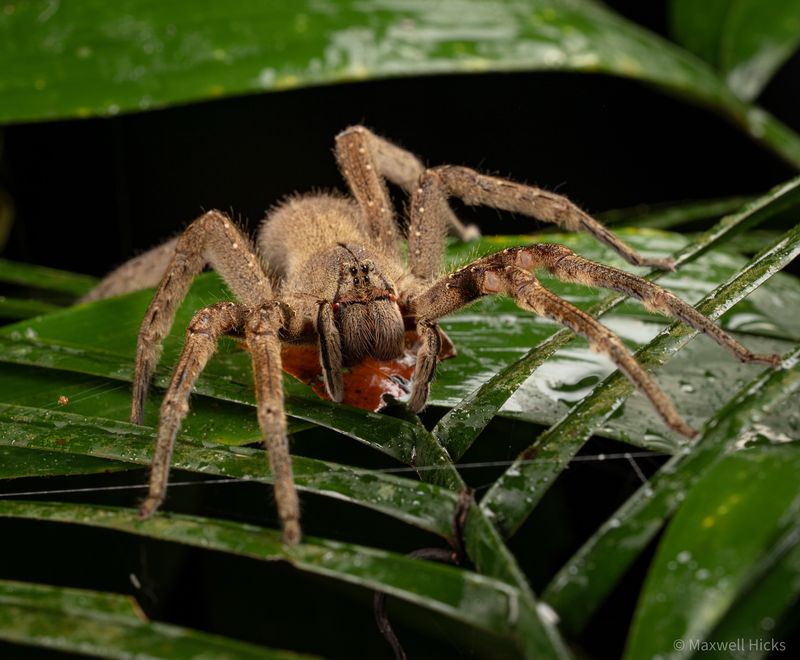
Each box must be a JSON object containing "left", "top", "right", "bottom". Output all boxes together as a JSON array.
[{"left": 86, "top": 125, "right": 780, "bottom": 545}]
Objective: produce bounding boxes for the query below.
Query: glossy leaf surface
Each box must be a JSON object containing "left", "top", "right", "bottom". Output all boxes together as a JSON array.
[
  {"left": 0, "top": 403, "right": 459, "bottom": 538},
  {"left": 670, "top": 0, "right": 800, "bottom": 100},
  {"left": 1, "top": 0, "right": 799, "bottom": 164},
  {"left": 544, "top": 345, "right": 800, "bottom": 635},
  {"left": 625, "top": 444, "right": 800, "bottom": 658},
  {"left": 0, "top": 500, "right": 521, "bottom": 638},
  {"left": 1, "top": 228, "right": 798, "bottom": 451},
  {"left": 0, "top": 579, "right": 305, "bottom": 659}
]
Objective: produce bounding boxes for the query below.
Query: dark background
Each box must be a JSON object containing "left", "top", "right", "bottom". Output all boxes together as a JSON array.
[
  {"left": 2, "top": 1, "right": 798, "bottom": 276},
  {"left": 1, "top": 2, "right": 799, "bottom": 658}
]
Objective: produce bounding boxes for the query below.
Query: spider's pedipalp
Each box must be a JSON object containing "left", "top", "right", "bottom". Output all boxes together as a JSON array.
[
  {"left": 408, "top": 320, "right": 442, "bottom": 412},
  {"left": 317, "top": 301, "right": 345, "bottom": 402},
  {"left": 139, "top": 301, "right": 246, "bottom": 519}
]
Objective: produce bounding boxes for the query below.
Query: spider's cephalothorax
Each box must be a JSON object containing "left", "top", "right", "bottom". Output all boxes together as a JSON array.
[{"left": 85, "top": 125, "right": 781, "bottom": 545}]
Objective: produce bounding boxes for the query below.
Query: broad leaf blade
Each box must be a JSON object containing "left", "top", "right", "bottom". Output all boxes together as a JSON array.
[
  {"left": 624, "top": 444, "right": 800, "bottom": 659},
  {"left": 543, "top": 345, "right": 800, "bottom": 635},
  {"left": 434, "top": 178, "right": 800, "bottom": 460},
  {"left": 1, "top": 0, "right": 799, "bottom": 164},
  {"left": 0, "top": 258, "right": 97, "bottom": 296},
  {"left": 481, "top": 224, "right": 800, "bottom": 540},
  {"left": 670, "top": 0, "right": 800, "bottom": 101},
  {"left": 0, "top": 579, "right": 305, "bottom": 659},
  {"left": 0, "top": 500, "right": 521, "bottom": 640},
  {"left": 0, "top": 403, "right": 459, "bottom": 538}
]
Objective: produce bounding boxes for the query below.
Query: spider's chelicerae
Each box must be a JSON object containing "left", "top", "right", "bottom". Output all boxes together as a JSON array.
[{"left": 87, "top": 125, "right": 780, "bottom": 545}]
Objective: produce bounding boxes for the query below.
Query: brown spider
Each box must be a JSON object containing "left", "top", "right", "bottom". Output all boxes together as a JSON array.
[{"left": 85, "top": 126, "right": 780, "bottom": 545}]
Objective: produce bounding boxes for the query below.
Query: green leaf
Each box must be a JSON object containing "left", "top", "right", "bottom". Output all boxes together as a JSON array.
[
  {"left": 599, "top": 196, "right": 753, "bottom": 230},
  {"left": 0, "top": 297, "right": 61, "bottom": 320},
  {"left": 0, "top": 445, "right": 124, "bottom": 479},
  {"left": 708, "top": 524, "right": 800, "bottom": 652},
  {"left": 0, "top": 578, "right": 307, "bottom": 659},
  {"left": 0, "top": 403, "right": 459, "bottom": 538},
  {"left": 543, "top": 344, "right": 800, "bottom": 635},
  {"left": 0, "top": 500, "right": 522, "bottom": 640},
  {"left": 0, "top": 258, "right": 97, "bottom": 297},
  {"left": 624, "top": 444, "right": 800, "bottom": 659},
  {"left": 671, "top": 0, "right": 800, "bottom": 101},
  {"left": 1, "top": 0, "right": 799, "bottom": 165}
]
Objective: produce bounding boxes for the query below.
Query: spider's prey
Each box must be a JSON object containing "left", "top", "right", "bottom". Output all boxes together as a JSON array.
[{"left": 85, "top": 125, "right": 781, "bottom": 545}]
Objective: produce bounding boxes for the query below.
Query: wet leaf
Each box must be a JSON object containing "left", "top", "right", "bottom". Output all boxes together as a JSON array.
[
  {"left": 670, "top": 0, "right": 800, "bottom": 101},
  {"left": 708, "top": 524, "right": 800, "bottom": 651},
  {"left": 0, "top": 258, "right": 97, "bottom": 297},
  {"left": 0, "top": 499, "right": 521, "bottom": 639},
  {"left": 1, "top": 227, "right": 798, "bottom": 453},
  {"left": 1, "top": 0, "right": 799, "bottom": 164},
  {"left": 0, "top": 403, "right": 459, "bottom": 538},
  {"left": 0, "top": 578, "right": 306, "bottom": 659},
  {"left": 543, "top": 345, "right": 800, "bottom": 635},
  {"left": 624, "top": 444, "right": 800, "bottom": 659},
  {"left": 0, "top": 446, "right": 124, "bottom": 479}
]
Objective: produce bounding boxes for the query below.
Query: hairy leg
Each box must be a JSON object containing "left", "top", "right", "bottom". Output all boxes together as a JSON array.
[
  {"left": 139, "top": 302, "right": 245, "bottom": 518},
  {"left": 131, "top": 210, "right": 273, "bottom": 424},
  {"left": 246, "top": 303, "right": 301, "bottom": 545},
  {"left": 407, "top": 165, "right": 675, "bottom": 280},
  {"left": 407, "top": 245, "right": 778, "bottom": 437},
  {"left": 509, "top": 243, "right": 781, "bottom": 365},
  {"left": 80, "top": 237, "right": 179, "bottom": 303},
  {"left": 335, "top": 126, "right": 478, "bottom": 257}
]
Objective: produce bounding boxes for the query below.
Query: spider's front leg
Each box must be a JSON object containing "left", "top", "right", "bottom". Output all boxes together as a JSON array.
[
  {"left": 246, "top": 302, "right": 301, "bottom": 545},
  {"left": 131, "top": 210, "right": 271, "bottom": 424},
  {"left": 133, "top": 210, "right": 302, "bottom": 544},
  {"left": 139, "top": 301, "right": 246, "bottom": 519},
  {"left": 409, "top": 245, "right": 781, "bottom": 435},
  {"left": 408, "top": 251, "right": 687, "bottom": 437}
]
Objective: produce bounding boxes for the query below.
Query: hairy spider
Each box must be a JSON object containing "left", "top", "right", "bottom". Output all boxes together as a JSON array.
[{"left": 86, "top": 126, "right": 780, "bottom": 545}]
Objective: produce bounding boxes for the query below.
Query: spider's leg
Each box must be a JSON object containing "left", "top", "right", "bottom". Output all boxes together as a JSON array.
[
  {"left": 335, "top": 126, "right": 478, "bottom": 256},
  {"left": 409, "top": 253, "right": 696, "bottom": 437},
  {"left": 408, "top": 166, "right": 675, "bottom": 279},
  {"left": 511, "top": 243, "right": 781, "bottom": 365},
  {"left": 246, "top": 303, "right": 301, "bottom": 545},
  {"left": 132, "top": 210, "right": 273, "bottom": 423},
  {"left": 80, "top": 237, "right": 179, "bottom": 303},
  {"left": 139, "top": 302, "right": 245, "bottom": 519}
]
